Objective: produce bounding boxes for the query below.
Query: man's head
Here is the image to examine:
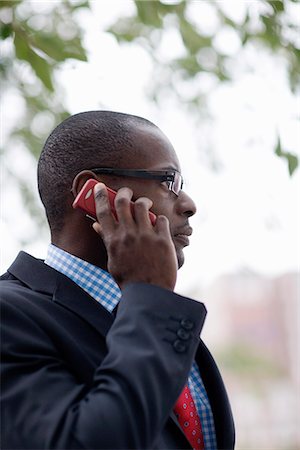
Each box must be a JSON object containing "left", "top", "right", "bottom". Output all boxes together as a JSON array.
[{"left": 38, "top": 111, "right": 196, "bottom": 269}]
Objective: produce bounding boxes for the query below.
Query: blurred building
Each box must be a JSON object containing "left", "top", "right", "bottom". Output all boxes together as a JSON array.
[{"left": 193, "top": 270, "right": 299, "bottom": 450}]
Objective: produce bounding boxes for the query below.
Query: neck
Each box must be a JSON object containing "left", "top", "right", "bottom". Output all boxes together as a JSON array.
[{"left": 51, "top": 228, "right": 108, "bottom": 271}]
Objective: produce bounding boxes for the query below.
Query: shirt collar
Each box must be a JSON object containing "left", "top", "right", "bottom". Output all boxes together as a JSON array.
[{"left": 44, "top": 244, "right": 121, "bottom": 313}]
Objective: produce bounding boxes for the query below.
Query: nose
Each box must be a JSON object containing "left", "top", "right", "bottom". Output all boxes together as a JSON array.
[{"left": 176, "top": 190, "right": 197, "bottom": 218}]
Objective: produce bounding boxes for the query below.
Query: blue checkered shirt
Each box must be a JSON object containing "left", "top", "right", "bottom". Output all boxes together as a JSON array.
[{"left": 45, "top": 244, "right": 217, "bottom": 449}]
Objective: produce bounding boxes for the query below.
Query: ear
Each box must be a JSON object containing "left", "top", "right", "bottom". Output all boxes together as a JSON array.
[{"left": 71, "top": 170, "right": 100, "bottom": 198}]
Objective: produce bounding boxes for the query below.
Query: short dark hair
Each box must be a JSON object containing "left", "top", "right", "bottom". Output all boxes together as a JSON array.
[{"left": 37, "top": 110, "right": 157, "bottom": 233}]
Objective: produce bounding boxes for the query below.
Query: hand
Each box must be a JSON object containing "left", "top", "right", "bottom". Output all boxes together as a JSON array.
[{"left": 92, "top": 183, "right": 178, "bottom": 291}]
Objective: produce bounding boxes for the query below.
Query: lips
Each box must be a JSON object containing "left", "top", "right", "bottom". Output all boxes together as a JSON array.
[{"left": 173, "top": 226, "right": 193, "bottom": 247}]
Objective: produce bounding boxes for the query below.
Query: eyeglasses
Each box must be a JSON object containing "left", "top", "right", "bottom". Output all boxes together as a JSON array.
[{"left": 90, "top": 168, "right": 184, "bottom": 196}]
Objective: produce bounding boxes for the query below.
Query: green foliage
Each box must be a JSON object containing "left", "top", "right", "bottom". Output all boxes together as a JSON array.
[
  {"left": 0, "top": 1, "right": 21, "bottom": 8},
  {"left": 135, "top": 1, "right": 164, "bottom": 28},
  {"left": 179, "top": 18, "right": 212, "bottom": 55},
  {"left": 1, "top": 0, "right": 90, "bottom": 228},
  {"left": 108, "top": 0, "right": 299, "bottom": 174},
  {"left": 1, "top": 0, "right": 298, "bottom": 241},
  {"left": 0, "top": 0, "right": 89, "bottom": 148},
  {"left": 275, "top": 136, "right": 298, "bottom": 176},
  {"left": 14, "top": 29, "right": 54, "bottom": 91},
  {"left": 1, "top": 1, "right": 88, "bottom": 91}
]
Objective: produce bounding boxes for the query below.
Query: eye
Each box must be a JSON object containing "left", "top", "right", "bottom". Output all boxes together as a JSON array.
[{"left": 161, "top": 180, "right": 172, "bottom": 190}]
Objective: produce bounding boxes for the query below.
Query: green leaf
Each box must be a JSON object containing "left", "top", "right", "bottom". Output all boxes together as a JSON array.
[
  {"left": 0, "top": 23, "right": 13, "bottom": 40},
  {"left": 69, "top": 0, "right": 90, "bottom": 10},
  {"left": 14, "top": 29, "right": 28, "bottom": 59},
  {"left": 258, "top": 15, "right": 282, "bottom": 49},
  {"left": 286, "top": 153, "right": 299, "bottom": 175},
  {"left": 275, "top": 137, "right": 298, "bottom": 175},
  {"left": 275, "top": 136, "right": 282, "bottom": 156},
  {"left": 0, "top": 0, "right": 21, "bottom": 8},
  {"left": 294, "top": 48, "right": 300, "bottom": 62},
  {"left": 268, "top": 1, "right": 285, "bottom": 13},
  {"left": 30, "top": 34, "right": 66, "bottom": 61},
  {"left": 179, "top": 18, "right": 211, "bottom": 54},
  {"left": 135, "top": 0, "right": 163, "bottom": 28},
  {"left": 26, "top": 52, "right": 54, "bottom": 92},
  {"left": 108, "top": 17, "right": 146, "bottom": 43},
  {"left": 14, "top": 29, "right": 54, "bottom": 91},
  {"left": 31, "top": 33, "right": 87, "bottom": 62}
]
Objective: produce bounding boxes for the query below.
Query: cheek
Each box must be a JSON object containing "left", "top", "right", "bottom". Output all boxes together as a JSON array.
[
  {"left": 131, "top": 185, "right": 176, "bottom": 223},
  {"left": 151, "top": 200, "right": 174, "bottom": 223}
]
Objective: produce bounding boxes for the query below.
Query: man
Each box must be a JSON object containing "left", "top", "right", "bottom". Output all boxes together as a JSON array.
[{"left": 1, "top": 111, "right": 234, "bottom": 449}]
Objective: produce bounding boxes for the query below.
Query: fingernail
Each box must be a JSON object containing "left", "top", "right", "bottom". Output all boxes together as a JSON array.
[{"left": 94, "top": 182, "right": 105, "bottom": 193}]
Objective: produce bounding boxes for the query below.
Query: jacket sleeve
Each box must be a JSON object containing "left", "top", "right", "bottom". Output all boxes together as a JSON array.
[{"left": 1, "top": 282, "right": 206, "bottom": 449}]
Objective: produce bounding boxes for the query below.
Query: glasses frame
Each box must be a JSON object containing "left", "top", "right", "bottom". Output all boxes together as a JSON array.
[{"left": 89, "top": 168, "right": 184, "bottom": 196}]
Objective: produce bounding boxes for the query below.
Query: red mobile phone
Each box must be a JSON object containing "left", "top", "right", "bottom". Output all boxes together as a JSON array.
[{"left": 72, "top": 179, "right": 156, "bottom": 225}]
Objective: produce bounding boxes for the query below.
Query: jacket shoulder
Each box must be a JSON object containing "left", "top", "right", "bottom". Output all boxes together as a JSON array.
[
  {"left": 0, "top": 271, "right": 16, "bottom": 281},
  {"left": 0, "top": 273, "right": 29, "bottom": 302}
]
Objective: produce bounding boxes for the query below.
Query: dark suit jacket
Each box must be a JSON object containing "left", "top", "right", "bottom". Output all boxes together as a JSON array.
[{"left": 0, "top": 252, "right": 235, "bottom": 449}]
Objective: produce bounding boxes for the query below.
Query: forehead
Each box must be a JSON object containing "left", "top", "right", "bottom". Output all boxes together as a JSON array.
[{"left": 125, "top": 124, "right": 181, "bottom": 172}]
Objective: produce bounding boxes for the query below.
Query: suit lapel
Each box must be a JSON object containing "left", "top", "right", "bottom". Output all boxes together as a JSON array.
[
  {"left": 196, "top": 341, "right": 235, "bottom": 450},
  {"left": 8, "top": 251, "right": 114, "bottom": 339},
  {"left": 168, "top": 340, "right": 235, "bottom": 450}
]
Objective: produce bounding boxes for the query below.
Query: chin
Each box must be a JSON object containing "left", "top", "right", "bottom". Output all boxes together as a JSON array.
[{"left": 176, "top": 250, "right": 185, "bottom": 269}]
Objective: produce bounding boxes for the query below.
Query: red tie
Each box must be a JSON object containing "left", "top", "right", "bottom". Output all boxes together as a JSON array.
[{"left": 174, "top": 385, "right": 205, "bottom": 450}]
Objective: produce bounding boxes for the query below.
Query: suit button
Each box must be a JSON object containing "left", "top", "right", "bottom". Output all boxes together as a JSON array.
[
  {"left": 173, "top": 339, "right": 187, "bottom": 353},
  {"left": 177, "top": 328, "right": 190, "bottom": 340},
  {"left": 180, "top": 319, "right": 194, "bottom": 330}
]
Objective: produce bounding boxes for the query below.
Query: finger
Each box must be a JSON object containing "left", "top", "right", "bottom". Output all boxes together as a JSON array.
[
  {"left": 92, "top": 221, "right": 103, "bottom": 237},
  {"left": 94, "top": 183, "right": 116, "bottom": 231},
  {"left": 134, "top": 197, "right": 154, "bottom": 228},
  {"left": 114, "top": 187, "right": 135, "bottom": 226},
  {"left": 154, "top": 215, "right": 172, "bottom": 237}
]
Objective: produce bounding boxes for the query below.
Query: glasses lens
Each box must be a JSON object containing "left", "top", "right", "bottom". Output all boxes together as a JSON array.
[{"left": 172, "top": 172, "right": 183, "bottom": 195}]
